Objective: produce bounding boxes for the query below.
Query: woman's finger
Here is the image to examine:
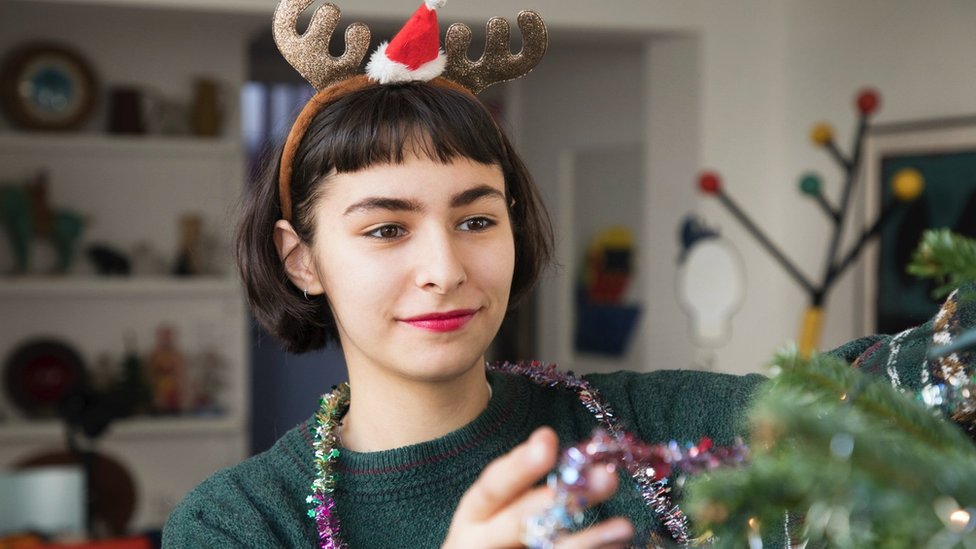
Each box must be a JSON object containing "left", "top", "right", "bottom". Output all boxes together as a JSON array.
[
  {"left": 486, "top": 499, "right": 635, "bottom": 549},
  {"left": 555, "top": 517, "right": 634, "bottom": 549},
  {"left": 452, "top": 427, "right": 558, "bottom": 523},
  {"left": 500, "top": 462, "right": 620, "bottom": 527},
  {"left": 494, "top": 464, "right": 623, "bottom": 547}
]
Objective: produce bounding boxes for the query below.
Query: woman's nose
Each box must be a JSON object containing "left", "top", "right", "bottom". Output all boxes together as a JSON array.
[{"left": 414, "top": 230, "right": 467, "bottom": 293}]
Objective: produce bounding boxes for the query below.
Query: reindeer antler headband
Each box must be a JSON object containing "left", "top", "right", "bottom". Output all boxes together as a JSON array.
[
  {"left": 274, "top": 0, "right": 549, "bottom": 220},
  {"left": 273, "top": 0, "right": 548, "bottom": 221}
]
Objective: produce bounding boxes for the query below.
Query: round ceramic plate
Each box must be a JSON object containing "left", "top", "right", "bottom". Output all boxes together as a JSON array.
[
  {"left": 3, "top": 338, "right": 87, "bottom": 418},
  {"left": 0, "top": 43, "right": 98, "bottom": 131}
]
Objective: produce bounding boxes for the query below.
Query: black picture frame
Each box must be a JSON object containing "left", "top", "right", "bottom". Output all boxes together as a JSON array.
[{"left": 861, "top": 117, "right": 976, "bottom": 335}]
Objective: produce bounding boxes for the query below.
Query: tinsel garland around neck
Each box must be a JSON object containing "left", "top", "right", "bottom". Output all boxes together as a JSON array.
[
  {"left": 307, "top": 382, "right": 350, "bottom": 549},
  {"left": 305, "top": 362, "right": 692, "bottom": 548}
]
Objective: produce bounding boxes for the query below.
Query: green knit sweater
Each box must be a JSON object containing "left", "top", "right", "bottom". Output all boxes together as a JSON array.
[
  {"left": 163, "top": 283, "right": 976, "bottom": 548},
  {"left": 163, "top": 367, "right": 766, "bottom": 548}
]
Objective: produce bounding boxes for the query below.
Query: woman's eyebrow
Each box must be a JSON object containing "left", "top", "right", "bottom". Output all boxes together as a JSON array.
[
  {"left": 450, "top": 185, "right": 505, "bottom": 208},
  {"left": 343, "top": 197, "right": 424, "bottom": 216},
  {"left": 343, "top": 185, "right": 504, "bottom": 216}
]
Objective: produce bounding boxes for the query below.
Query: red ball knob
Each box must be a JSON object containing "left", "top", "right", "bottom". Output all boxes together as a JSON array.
[
  {"left": 699, "top": 172, "right": 721, "bottom": 194},
  {"left": 857, "top": 88, "right": 880, "bottom": 115}
]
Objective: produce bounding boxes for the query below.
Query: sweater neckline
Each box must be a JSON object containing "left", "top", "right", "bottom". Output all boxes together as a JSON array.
[
  {"left": 330, "top": 371, "right": 534, "bottom": 497},
  {"left": 298, "top": 362, "right": 692, "bottom": 544}
]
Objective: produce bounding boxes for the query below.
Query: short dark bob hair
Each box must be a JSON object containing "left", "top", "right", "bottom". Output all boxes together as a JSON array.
[{"left": 237, "top": 82, "right": 554, "bottom": 354}]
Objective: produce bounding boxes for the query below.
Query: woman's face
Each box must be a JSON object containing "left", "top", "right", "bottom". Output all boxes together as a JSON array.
[{"left": 307, "top": 153, "right": 515, "bottom": 385}]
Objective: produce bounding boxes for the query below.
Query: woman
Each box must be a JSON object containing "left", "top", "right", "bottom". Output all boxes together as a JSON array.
[
  {"left": 164, "top": 75, "right": 757, "bottom": 545},
  {"left": 163, "top": 1, "right": 969, "bottom": 547}
]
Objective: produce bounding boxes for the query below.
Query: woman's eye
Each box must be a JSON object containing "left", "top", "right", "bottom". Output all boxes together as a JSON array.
[
  {"left": 459, "top": 217, "right": 495, "bottom": 232},
  {"left": 367, "top": 225, "right": 405, "bottom": 239}
]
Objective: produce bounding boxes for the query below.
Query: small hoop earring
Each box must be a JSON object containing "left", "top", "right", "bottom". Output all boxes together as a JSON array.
[{"left": 303, "top": 287, "right": 308, "bottom": 300}]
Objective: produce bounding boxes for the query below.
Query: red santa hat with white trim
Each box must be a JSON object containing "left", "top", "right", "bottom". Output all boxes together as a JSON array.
[{"left": 366, "top": 0, "right": 448, "bottom": 84}]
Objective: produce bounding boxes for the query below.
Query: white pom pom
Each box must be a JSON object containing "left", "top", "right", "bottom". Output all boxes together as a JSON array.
[
  {"left": 425, "top": 0, "right": 447, "bottom": 10},
  {"left": 366, "top": 43, "right": 447, "bottom": 84}
]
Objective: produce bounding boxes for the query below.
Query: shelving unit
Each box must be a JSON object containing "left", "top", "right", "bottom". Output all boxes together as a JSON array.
[
  {"left": 0, "top": 275, "right": 240, "bottom": 298},
  {"left": 0, "top": 131, "right": 242, "bottom": 156},
  {"left": 0, "top": 415, "right": 242, "bottom": 443},
  {"left": 0, "top": 0, "right": 260, "bottom": 532}
]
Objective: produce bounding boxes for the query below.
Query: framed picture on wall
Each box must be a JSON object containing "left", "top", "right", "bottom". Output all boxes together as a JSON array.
[{"left": 862, "top": 117, "right": 976, "bottom": 335}]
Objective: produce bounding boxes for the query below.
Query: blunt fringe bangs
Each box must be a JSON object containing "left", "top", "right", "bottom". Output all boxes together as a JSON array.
[
  {"left": 237, "top": 82, "right": 553, "bottom": 354},
  {"left": 298, "top": 84, "right": 507, "bottom": 179}
]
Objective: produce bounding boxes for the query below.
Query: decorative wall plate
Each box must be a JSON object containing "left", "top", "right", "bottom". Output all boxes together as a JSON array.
[
  {"left": 3, "top": 338, "right": 87, "bottom": 417},
  {"left": 0, "top": 42, "right": 98, "bottom": 131}
]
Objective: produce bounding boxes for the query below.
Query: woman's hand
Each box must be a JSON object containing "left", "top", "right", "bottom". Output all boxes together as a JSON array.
[{"left": 442, "top": 427, "right": 635, "bottom": 549}]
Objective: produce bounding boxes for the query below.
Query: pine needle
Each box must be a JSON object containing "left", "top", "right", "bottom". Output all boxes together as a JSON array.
[
  {"left": 685, "top": 350, "right": 976, "bottom": 548},
  {"left": 908, "top": 229, "right": 976, "bottom": 299}
]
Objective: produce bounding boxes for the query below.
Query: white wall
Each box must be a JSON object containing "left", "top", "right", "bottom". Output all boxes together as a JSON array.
[
  {"left": 518, "top": 45, "right": 646, "bottom": 372},
  {"left": 641, "top": 35, "right": 701, "bottom": 372}
]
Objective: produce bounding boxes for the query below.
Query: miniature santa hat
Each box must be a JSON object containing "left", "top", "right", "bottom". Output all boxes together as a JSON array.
[{"left": 366, "top": 0, "right": 448, "bottom": 84}]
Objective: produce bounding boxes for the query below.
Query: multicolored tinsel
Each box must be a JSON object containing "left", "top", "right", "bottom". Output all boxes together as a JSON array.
[
  {"left": 491, "top": 361, "right": 702, "bottom": 545},
  {"left": 307, "top": 382, "right": 350, "bottom": 549},
  {"left": 524, "top": 428, "right": 749, "bottom": 549}
]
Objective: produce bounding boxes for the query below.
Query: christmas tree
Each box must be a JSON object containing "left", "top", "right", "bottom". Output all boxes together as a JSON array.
[
  {"left": 681, "top": 229, "right": 976, "bottom": 547},
  {"left": 685, "top": 349, "right": 976, "bottom": 548}
]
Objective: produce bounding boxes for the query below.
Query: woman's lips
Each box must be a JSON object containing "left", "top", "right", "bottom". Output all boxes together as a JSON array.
[{"left": 401, "top": 309, "right": 478, "bottom": 332}]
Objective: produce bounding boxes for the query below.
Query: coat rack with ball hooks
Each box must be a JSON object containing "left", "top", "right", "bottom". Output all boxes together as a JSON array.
[{"left": 698, "top": 89, "right": 925, "bottom": 355}]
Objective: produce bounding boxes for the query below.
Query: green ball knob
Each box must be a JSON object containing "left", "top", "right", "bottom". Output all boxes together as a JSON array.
[{"left": 799, "top": 173, "right": 822, "bottom": 196}]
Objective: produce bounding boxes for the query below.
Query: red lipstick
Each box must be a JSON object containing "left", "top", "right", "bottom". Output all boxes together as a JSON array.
[{"left": 401, "top": 309, "right": 477, "bottom": 332}]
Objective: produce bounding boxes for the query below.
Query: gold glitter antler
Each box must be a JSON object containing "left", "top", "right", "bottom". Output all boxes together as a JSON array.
[
  {"left": 444, "top": 10, "right": 548, "bottom": 94},
  {"left": 273, "top": 0, "right": 371, "bottom": 91}
]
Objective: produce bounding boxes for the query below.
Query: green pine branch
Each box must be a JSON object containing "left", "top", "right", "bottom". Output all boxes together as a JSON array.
[
  {"left": 684, "top": 350, "right": 976, "bottom": 548},
  {"left": 908, "top": 229, "right": 976, "bottom": 299}
]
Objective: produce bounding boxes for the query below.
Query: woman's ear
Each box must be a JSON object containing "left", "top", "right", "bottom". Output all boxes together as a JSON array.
[{"left": 273, "top": 220, "right": 325, "bottom": 296}]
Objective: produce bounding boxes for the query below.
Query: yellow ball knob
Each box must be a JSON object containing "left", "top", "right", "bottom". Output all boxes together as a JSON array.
[
  {"left": 810, "top": 123, "right": 834, "bottom": 146},
  {"left": 892, "top": 168, "right": 924, "bottom": 201}
]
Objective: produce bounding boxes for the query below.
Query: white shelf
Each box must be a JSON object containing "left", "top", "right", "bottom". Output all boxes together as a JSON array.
[
  {"left": 0, "top": 132, "right": 242, "bottom": 158},
  {"left": 0, "top": 276, "right": 240, "bottom": 298},
  {"left": 0, "top": 415, "right": 243, "bottom": 443}
]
